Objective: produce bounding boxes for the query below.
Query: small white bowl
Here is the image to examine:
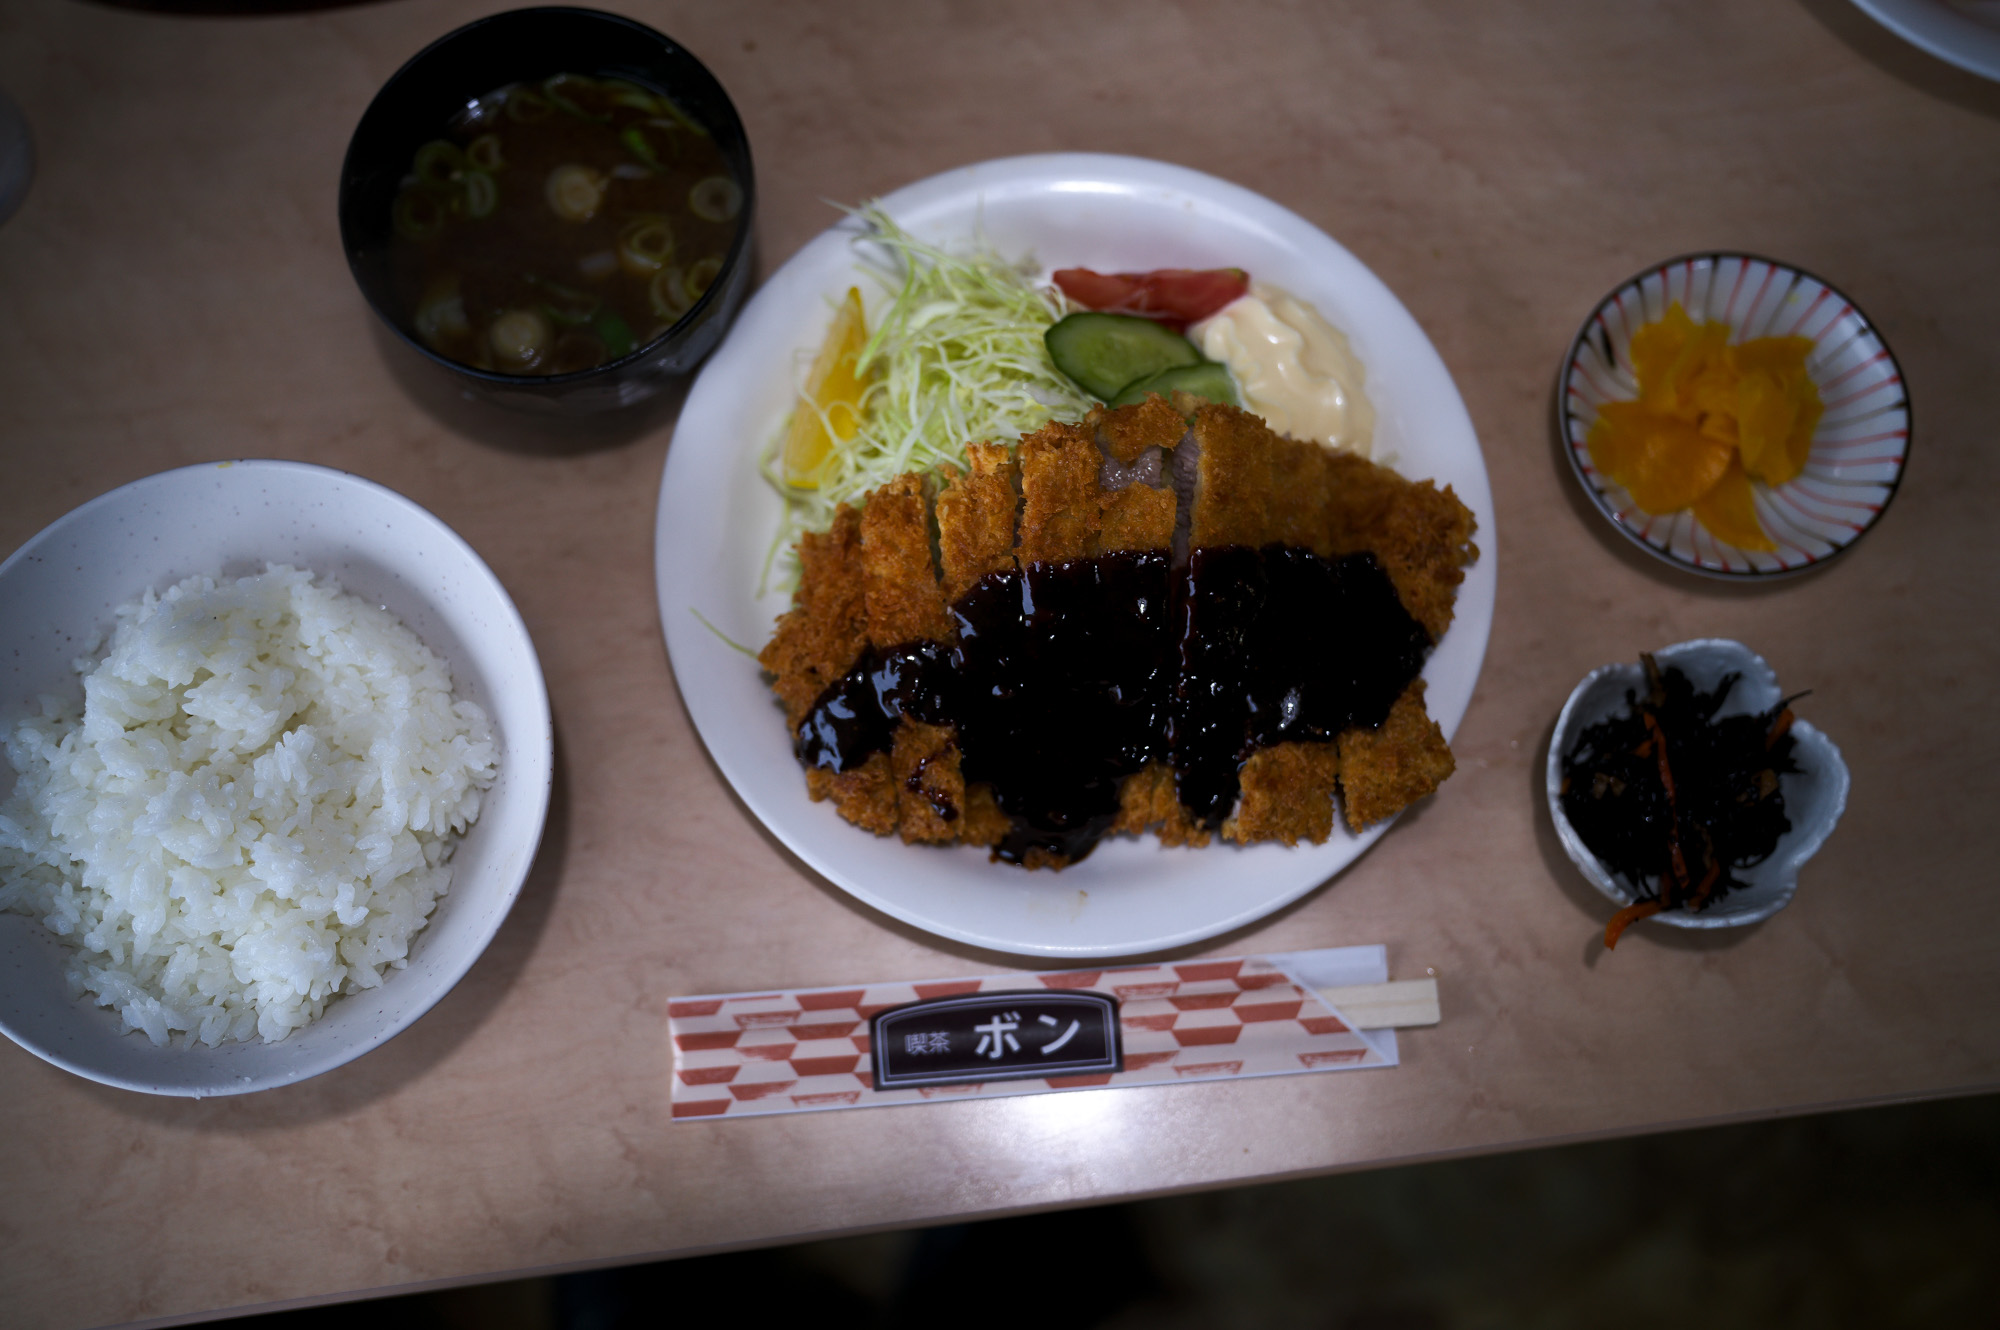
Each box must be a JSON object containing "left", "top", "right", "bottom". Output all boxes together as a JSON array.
[
  {"left": 1556, "top": 253, "right": 1909, "bottom": 578},
  {"left": 1546, "top": 639, "right": 1848, "bottom": 931},
  {"left": 0, "top": 461, "right": 553, "bottom": 1096}
]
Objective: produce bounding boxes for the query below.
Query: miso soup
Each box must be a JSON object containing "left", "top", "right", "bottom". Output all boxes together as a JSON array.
[{"left": 388, "top": 72, "right": 742, "bottom": 377}]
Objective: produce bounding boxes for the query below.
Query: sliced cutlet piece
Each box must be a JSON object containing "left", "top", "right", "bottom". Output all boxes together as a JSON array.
[
  {"left": 1321, "top": 452, "right": 1478, "bottom": 643},
  {"left": 808, "top": 758, "right": 899, "bottom": 836},
  {"left": 935, "top": 442, "right": 1019, "bottom": 602},
  {"left": 759, "top": 503, "right": 869, "bottom": 728},
  {"left": 761, "top": 502, "right": 904, "bottom": 834},
  {"left": 892, "top": 720, "right": 964, "bottom": 843},
  {"left": 1113, "top": 762, "right": 1212, "bottom": 849},
  {"left": 1337, "top": 678, "right": 1455, "bottom": 830},
  {"left": 1184, "top": 402, "right": 1279, "bottom": 549},
  {"left": 1091, "top": 394, "right": 1184, "bottom": 465},
  {"left": 861, "top": 473, "right": 953, "bottom": 645},
  {"left": 1017, "top": 419, "right": 1101, "bottom": 563},
  {"left": 1264, "top": 433, "right": 1337, "bottom": 554},
  {"left": 859, "top": 473, "right": 984, "bottom": 840},
  {"left": 1178, "top": 406, "right": 1326, "bottom": 842},
  {"left": 1186, "top": 402, "right": 1338, "bottom": 552},
  {"left": 1223, "top": 742, "right": 1342, "bottom": 846},
  {"left": 928, "top": 451, "right": 1020, "bottom": 847},
  {"left": 1090, "top": 398, "right": 1182, "bottom": 555},
  {"left": 1081, "top": 401, "right": 1188, "bottom": 841},
  {"left": 1319, "top": 449, "right": 1414, "bottom": 542},
  {"left": 1100, "top": 484, "right": 1178, "bottom": 556},
  {"left": 956, "top": 784, "right": 1011, "bottom": 848}
]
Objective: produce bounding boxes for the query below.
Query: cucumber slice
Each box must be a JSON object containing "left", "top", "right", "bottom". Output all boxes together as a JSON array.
[
  {"left": 1110, "top": 360, "right": 1239, "bottom": 409},
  {"left": 1044, "top": 312, "right": 1202, "bottom": 401}
]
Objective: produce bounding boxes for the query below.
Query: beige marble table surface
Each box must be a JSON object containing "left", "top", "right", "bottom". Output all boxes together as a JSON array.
[{"left": 3, "top": 1, "right": 1998, "bottom": 1325}]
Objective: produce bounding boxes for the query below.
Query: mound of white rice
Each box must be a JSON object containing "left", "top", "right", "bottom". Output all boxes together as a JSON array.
[{"left": 0, "top": 565, "right": 497, "bottom": 1046}]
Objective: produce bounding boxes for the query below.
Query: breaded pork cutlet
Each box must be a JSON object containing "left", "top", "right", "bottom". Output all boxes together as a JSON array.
[{"left": 759, "top": 398, "right": 1479, "bottom": 866}]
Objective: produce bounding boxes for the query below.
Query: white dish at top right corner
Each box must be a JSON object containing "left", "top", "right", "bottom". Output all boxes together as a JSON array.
[
  {"left": 1850, "top": 0, "right": 2000, "bottom": 80},
  {"left": 1546, "top": 638, "right": 1849, "bottom": 931},
  {"left": 1557, "top": 252, "right": 1910, "bottom": 579}
]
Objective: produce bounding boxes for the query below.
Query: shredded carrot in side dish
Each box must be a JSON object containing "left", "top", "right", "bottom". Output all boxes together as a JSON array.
[
  {"left": 1604, "top": 899, "right": 1664, "bottom": 950},
  {"left": 1766, "top": 707, "right": 1795, "bottom": 749},
  {"left": 1642, "top": 711, "right": 1679, "bottom": 806},
  {"left": 1689, "top": 855, "right": 1723, "bottom": 911},
  {"left": 1587, "top": 302, "right": 1822, "bottom": 551}
]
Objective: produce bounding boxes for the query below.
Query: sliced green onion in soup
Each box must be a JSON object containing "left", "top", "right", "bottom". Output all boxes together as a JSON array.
[
  {"left": 543, "top": 73, "right": 608, "bottom": 122},
  {"left": 549, "top": 329, "right": 607, "bottom": 375},
  {"left": 466, "top": 133, "right": 504, "bottom": 172},
  {"left": 650, "top": 266, "right": 691, "bottom": 321},
  {"left": 413, "top": 275, "right": 468, "bottom": 348},
  {"left": 545, "top": 163, "right": 607, "bottom": 222},
  {"left": 413, "top": 140, "right": 464, "bottom": 192},
  {"left": 654, "top": 97, "right": 710, "bottom": 138},
  {"left": 393, "top": 189, "right": 447, "bottom": 240},
  {"left": 602, "top": 79, "right": 662, "bottom": 114},
  {"left": 640, "top": 119, "right": 687, "bottom": 163},
  {"left": 617, "top": 218, "right": 674, "bottom": 276},
  {"left": 619, "top": 125, "right": 662, "bottom": 171},
  {"left": 457, "top": 169, "right": 498, "bottom": 219},
  {"left": 689, "top": 176, "right": 742, "bottom": 223},
  {"left": 523, "top": 273, "right": 599, "bottom": 326},
  {"left": 685, "top": 254, "right": 723, "bottom": 302},
  {"left": 488, "top": 308, "right": 552, "bottom": 372},
  {"left": 506, "top": 87, "right": 552, "bottom": 123},
  {"left": 591, "top": 307, "right": 637, "bottom": 359}
]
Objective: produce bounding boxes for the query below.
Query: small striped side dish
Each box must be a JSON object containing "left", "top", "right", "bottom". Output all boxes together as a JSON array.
[{"left": 1557, "top": 253, "right": 1908, "bottom": 578}]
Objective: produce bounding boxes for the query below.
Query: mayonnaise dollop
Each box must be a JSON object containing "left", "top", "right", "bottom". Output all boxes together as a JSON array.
[{"left": 1191, "top": 283, "right": 1374, "bottom": 457}]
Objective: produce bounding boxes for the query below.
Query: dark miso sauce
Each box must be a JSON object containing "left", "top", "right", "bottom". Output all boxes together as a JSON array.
[
  {"left": 796, "top": 546, "right": 1431, "bottom": 864},
  {"left": 1171, "top": 545, "right": 1432, "bottom": 825},
  {"left": 387, "top": 73, "right": 741, "bottom": 377}
]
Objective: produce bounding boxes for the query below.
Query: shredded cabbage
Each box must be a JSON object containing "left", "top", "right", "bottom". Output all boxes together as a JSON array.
[{"left": 762, "top": 204, "right": 1092, "bottom": 554}]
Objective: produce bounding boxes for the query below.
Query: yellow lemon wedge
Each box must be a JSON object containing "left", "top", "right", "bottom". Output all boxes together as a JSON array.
[{"left": 781, "top": 287, "right": 872, "bottom": 489}]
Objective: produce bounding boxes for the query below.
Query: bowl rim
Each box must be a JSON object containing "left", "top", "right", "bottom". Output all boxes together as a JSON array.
[
  {"left": 1543, "top": 637, "right": 1848, "bottom": 931},
  {"left": 336, "top": 4, "right": 756, "bottom": 389},
  {"left": 1554, "top": 249, "right": 1912, "bottom": 581},
  {"left": 0, "top": 459, "right": 555, "bottom": 1095}
]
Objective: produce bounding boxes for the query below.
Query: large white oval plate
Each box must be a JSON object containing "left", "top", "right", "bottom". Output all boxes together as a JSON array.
[{"left": 655, "top": 154, "right": 1495, "bottom": 959}]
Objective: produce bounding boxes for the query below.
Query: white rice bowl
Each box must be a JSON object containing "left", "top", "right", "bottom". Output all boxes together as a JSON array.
[
  {"left": 0, "top": 460, "right": 551, "bottom": 1097},
  {"left": 0, "top": 566, "right": 497, "bottom": 1046}
]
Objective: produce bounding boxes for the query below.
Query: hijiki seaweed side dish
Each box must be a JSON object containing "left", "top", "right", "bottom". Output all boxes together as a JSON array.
[{"left": 1560, "top": 654, "right": 1805, "bottom": 948}]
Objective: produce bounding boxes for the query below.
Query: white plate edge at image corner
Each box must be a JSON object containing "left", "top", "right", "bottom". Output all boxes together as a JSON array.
[
  {"left": 654, "top": 153, "right": 1496, "bottom": 959},
  {"left": 1849, "top": 0, "right": 2000, "bottom": 79}
]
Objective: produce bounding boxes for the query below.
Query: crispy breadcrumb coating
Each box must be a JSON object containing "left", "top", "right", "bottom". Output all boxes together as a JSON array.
[
  {"left": 761, "top": 401, "right": 1477, "bottom": 864},
  {"left": 1337, "top": 679, "right": 1456, "bottom": 831}
]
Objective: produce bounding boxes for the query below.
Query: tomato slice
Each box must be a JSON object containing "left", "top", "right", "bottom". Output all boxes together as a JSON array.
[
  {"left": 1051, "top": 268, "right": 1140, "bottom": 312},
  {"left": 1052, "top": 267, "right": 1250, "bottom": 331}
]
